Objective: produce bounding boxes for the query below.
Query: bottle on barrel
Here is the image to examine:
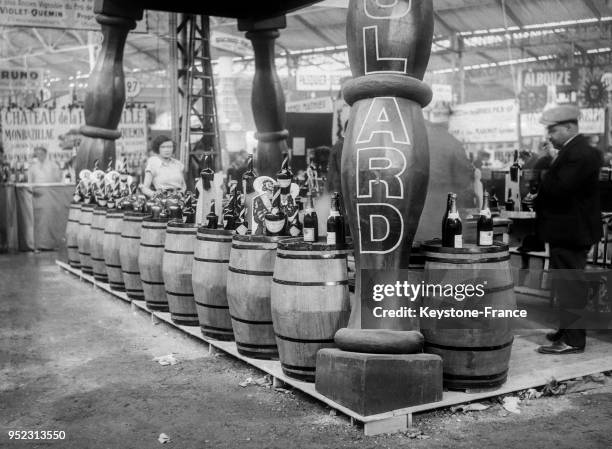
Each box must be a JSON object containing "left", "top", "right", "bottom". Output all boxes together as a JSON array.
[
  {"left": 489, "top": 188, "right": 499, "bottom": 212},
  {"left": 206, "top": 199, "right": 218, "bottom": 229},
  {"left": 327, "top": 192, "right": 346, "bottom": 248},
  {"left": 477, "top": 191, "right": 494, "bottom": 246},
  {"left": 287, "top": 206, "right": 302, "bottom": 237},
  {"left": 234, "top": 206, "right": 248, "bottom": 235},
  {"left": 441, "top": 192, "right": 452, "bottom": 239},
  {"left": 442, "top": 193, "right": 462, "bottom": 248},
  {"left": 510, "top": 149, "right": 520, "bottom": 183},
  {"left": 168, "top": 202, "right": 183, "bottom": 223},
  {"left": 264, "top": 185, "right": 286, "bottom": 236},
  {"left": 183, "top": 192, "right": 196, "bottom": 224},
  {"left": 505, "top": 188, "right": 515, "bottom": 211},
  {"left": 223, "top": 185, "right": 239, "bottom": 230},
  {"left": 242, "top": 156, "right": 257, "bottom": 229},
  {"left": 303, "top": 191, "right": 318, "bottom": 242}
]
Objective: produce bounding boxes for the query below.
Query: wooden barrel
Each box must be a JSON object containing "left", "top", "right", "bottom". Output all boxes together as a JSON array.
[
  {"left": 227, "top": 234, "right": 285, "bottom": 359},
  {"left": 77, "top": 204, "right": 94, "bottom": 275},
  {"left": 120, "top": 211, "right": 149, "bottom": 301},
  {"left": 103, "top": 210, "right": 125, "bottom": 292},
  {"left": 421, "top": 241, "right": 515, "bottom": 390},
  {"left": 163, "top": 222, "right": 198, "bottom": 326},
  {"left": 90, "top": 206, "right": 108, "bottom": 283},
  {"left": 271, "top": 238, "right": 351, "bottom": 382},
  {"left": 193, "top": 228, "right": 235, "bottom": 341},
  {"left": 139, "top": 218, "right": 169, "bottom": 311},
  {"left": 65, "top": 202, "right": 81, "bottom": 269}
]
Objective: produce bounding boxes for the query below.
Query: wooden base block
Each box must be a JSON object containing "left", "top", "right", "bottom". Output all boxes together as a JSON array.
[{"left": 315, "top": 349, "right": 443, "bottom": 416}]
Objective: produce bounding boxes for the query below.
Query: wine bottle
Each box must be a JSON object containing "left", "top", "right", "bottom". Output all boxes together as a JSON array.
[
  {"left": 441, "top": 192, "right": 453, "bottom": 239},
  {"left": 168, "top": 203, "right": 183, "bottom": 222},
  {"left": 200, "top": 155, "right": 214, "bottom": 191},
  {"left": 277, "top": 153, "right": 293, "bottom": 194},
  {"left": 327, "top": 192, "right": 346, "bottom": 247},
  {"left": 442, "top": 193, "right": 462, "bottom": 248},
  {"left": 477, "top": 191, "right": 493, "bottom": 246},
  {"left": 235, "top": 206, "right": 248, "bottom": 235},
  {"left": 489, "top": 189, "right": 499, "bottom": 211},
  {"left": 510, "top": 149, "right": 520, "bottom": 182},
  {"left": 287, "top": 206, "right": 302, "bottom": 237},
  {"left": 303, "top": 191, "right": 318, "bottom": 242},
  {"left": 264, "top": 185, "right": 287, "bottom": 236},
  {"left": 223, "top": 186, "right": 239, "bottom": 230},
  {"left": 206, "top": 200, "right": 218, "bottom": 229},
  {"left": 505, "top": 188, "right": 515, "bottom": 211}
]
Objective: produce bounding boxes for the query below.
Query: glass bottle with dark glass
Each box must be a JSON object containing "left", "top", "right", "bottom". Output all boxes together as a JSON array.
[
  {"left": 504, "top": 188, "right": 515, "bottom": 211},
  {"left": 206, "top": 199, "right": 218, "bottom": 229},
  {"left": 235, "top": 206, "right": 248, "bottom": 235},
  {"left": 510, "top": 149, "right": 520, "bottom": 182},
  {"left": 303, "top": 191, "right": 318, "bottom": 242},
  {"left": 477, "top": 191, "right": 493, "bottom": 246},
  {"left": 200, "top": 155, "right": 214, "bottom": 191},
  {"left": 326, "top": 192, "right": 346, "bottom": 247},
  {"left": 442, "top": 193, "right": 462, "bottom": 248},
  {"left": 223, "top": 186, "right": 239, "bottom": 230},
  {"left": 441, "top": 192, "right": 453, "bottom": 239},
  {"left": 264, "top": 185, "right": 287, "bottom": 236}
]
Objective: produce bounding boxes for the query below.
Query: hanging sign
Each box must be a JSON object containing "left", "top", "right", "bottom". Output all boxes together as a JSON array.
[
  {"left": 0, "top": 0, "right": 147, "bottom": 33},
  {"left": 286, "top": 97, "right": 333, "bottom": 113},
  {"left": 1, "top": 106, "right": 148, "bottom": 155},
  {"left": 448, "top": 99, "right": 518, "bottom": 143},
  {"left": 210, "top": 31, "right": 253, "bottom": 57},
  {"left": 124, "top": 77, "right": 142, "bottom": 98},
  {"left": 0, "top": 69, "right": 43, "bottom": 89}
]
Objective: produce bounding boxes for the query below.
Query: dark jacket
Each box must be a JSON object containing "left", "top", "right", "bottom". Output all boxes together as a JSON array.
[{"left": 535, "top": 134, "right": 602, "bottom": 248}]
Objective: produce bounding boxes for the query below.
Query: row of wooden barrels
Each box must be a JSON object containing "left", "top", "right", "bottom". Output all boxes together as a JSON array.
[
  {"left": 66, "top": 203, "right": 351, "bottom": 382},
  {"left": 65, "top": 203, "right": 516, "bottom": 389}
]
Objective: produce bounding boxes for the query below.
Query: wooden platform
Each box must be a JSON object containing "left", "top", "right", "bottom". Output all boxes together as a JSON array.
[{"left": 56, "top": 260, "right": 612, "bottom": 436}]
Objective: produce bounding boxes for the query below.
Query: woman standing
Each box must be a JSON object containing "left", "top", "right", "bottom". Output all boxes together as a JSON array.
[{"left": 140, "top": 136, "right": 186, "bottom": 197}]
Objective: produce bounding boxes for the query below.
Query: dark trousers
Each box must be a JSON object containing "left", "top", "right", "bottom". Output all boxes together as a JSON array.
[{"left": 549, "top": 245, "right": 589, "bottom": 348}]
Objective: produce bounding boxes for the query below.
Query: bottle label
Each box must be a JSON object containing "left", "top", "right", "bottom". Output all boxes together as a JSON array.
[
  {"left": 479, "top": 231, "right": 493, "bottom": 246},
  {"left": 502, "top": 233, "right": 509, "bottom": 244},
  {"left": 480, "top": 209, "right": 491, "bottom": 218},
  {"left": 454, "top": 234, "right": 463, "bottom": 248},
  {"left": 289, "top": 225, "right": 301, "bottom": 237},
  {"left": 303, "top": 227, "right": 315, "bottom": 242},
  {"left": 327, "top": 232, "right": 336, "bottom": 245},
  {"left": 236, "top": 224, "right": 248, "bottom": 235}
]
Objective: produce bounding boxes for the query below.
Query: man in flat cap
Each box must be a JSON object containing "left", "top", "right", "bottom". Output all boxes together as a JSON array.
[{"left": 535, "top": 104, "right": 603, "bottom": 354}]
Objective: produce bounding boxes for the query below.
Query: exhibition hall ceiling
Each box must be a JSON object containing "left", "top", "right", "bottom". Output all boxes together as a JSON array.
[{"left": 0, "top": 0, "right": 610, "bottom": 84}]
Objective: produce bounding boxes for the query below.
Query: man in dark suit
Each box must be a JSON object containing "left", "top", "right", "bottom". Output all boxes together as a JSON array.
[{"left": 535, "top": 104, "right": 603, "bottom": 354}]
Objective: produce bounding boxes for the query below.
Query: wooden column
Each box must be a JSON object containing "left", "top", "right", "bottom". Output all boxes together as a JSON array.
[
  {"left": 342, "top": 0, "right": 434, "bottom": 329},
  {"left": 75, "top": 3, "right": 142, "bottom": 174},
  {"left": 239, "top": 17, "right": 288, "bottom": 177}
]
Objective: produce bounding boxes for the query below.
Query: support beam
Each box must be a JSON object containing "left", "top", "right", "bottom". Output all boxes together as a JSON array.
[
  {"left": 498, "top": 0, "right": 523, "bottom": 28},
  {"left": 293, "top": 15, "right": 336, "bottom": 46},
  {"left": 582, "top": 0, "right": 603, "bottom": 18}
]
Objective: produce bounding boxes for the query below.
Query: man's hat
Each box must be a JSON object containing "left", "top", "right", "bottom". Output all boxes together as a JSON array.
[{"left": 539, "top": 104, "right": 580, "bottom": 126}]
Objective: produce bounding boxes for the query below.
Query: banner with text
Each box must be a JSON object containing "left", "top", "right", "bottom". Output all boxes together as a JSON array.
[
  {"left": 0, "top": 0, "right": 147, "bottom": 32},
  {"left": 1, "top": 106, "right": 148, "bottom": 155},
  {"left": 448, "top": 99, "right": 518, "bottom": 143}
]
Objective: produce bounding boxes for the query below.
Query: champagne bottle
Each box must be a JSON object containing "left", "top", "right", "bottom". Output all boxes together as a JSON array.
[
  {"left": 489, "top": 189, "right": 499, "bottom": 211},
  {"left": 206, "top": 200, "right": 218, "bottom": 229},
  {"left": 168, "top": 203, "right": 183, "bottom": 222},
  {"left": 235, "top": 206, "right": 248, "bottom": 235},
  {"left": 477, "top": 191, "right": 493, "bottom": 246},
  {"left": 505, "top": 188, "right": 515, "bottom": 211},
  {"left": 223, "top": 185, "right": 239, "bottom": 230},
  {"left": 287, "top": 207, "right": 302, "bottom": 237},
  {"left": 264, "top": 185, "right": 287, "bottom": 236},
  {"left": 442, "top": 193, "right": 462, "bottom": 248},
  {"left": 277, "top": 153, "right": 293, "bottom": 194},
  {"left": 303, "top": 191, "right": 318, "bottom": 242},
  {"left": 326, "top": 192, "right": 346, "bottom": 247},
  {"left": 441, "top": 192, "right": 453, "bottom": 239},
  {"left": 200, "top": 155, "right": 214, "bottom": 191},
  {"left": 510, "top": 149, "right": 520, "bottom": 182}
]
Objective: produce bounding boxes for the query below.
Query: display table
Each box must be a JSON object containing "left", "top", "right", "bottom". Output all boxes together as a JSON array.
[{"left": 0, "top": 183, "right": 73, "bottom": 252}]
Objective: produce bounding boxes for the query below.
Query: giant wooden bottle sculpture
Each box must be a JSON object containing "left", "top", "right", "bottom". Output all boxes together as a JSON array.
[
  {"left": 341, "top": 0, "right": 433, "bottom": 328},
  {"left": 74, "top": 7, "right": 141, "bottom": 175}
]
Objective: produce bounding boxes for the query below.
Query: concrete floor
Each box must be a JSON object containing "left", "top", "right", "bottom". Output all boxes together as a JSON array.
[{"left": 2, "top": 252, "right": 612, "bottom": 449}]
